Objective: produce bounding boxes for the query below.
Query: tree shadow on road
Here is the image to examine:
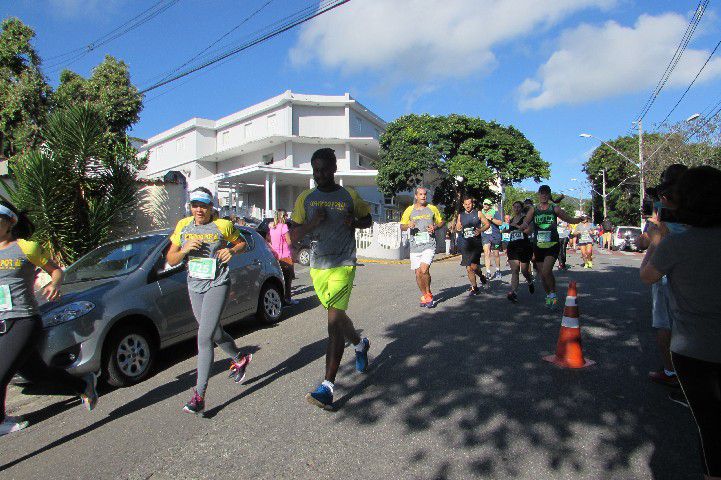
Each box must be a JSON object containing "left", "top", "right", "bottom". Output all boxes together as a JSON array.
[
  {"left": 334, "top": 264, "right": 699, "bottom": 479},
  {"left": 203, "top": 337, "right": 328, "bottom": 418}
]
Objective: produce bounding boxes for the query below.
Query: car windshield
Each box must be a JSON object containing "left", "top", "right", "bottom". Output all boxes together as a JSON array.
[
  {"left": 619, "top": 228, "right": 640, "bottom": 236},
  {"left": 64, "top": 235, "right": 166, "bottom": 283}
]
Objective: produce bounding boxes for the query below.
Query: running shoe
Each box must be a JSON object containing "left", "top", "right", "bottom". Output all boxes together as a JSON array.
[
  {"left": 306, "top": 384, "right": 334, "bottom": 410},
  {"left": 468, "top": 286, "right": 480, "bottom": 296},
  {"left": 588, "top": 261, "right": 593, "bottom": 268},
  {"left": 478, "top": 272, "right": 488, "bottom": 285},
  {"left": 284, "top": 298, "right": 300, "bottom": 306},
  {"left": 183, "top": 389, "right": 205, "bottom": 414},
  {"left": 420, "top": 294, "right": 429, "bottom": 308},
  {"left": 425, "top": 294, "right": 437, "bottom": 309},
  {"left": 648, "top": 370, "right": 680, "bottom": 388},
  {"left": 80, "top": 372, "right": 98, "bottom": 412},
  {"left": 355, "top": 337, "right": 370, "bottom": 373},
  {"left": 492, "top": 270, "right": 502, "bottom": 280},
  {"left": 668, "top": 390, "right": 689, "bottom": 409},
  {"left": 229, "top": 353, "right": 253, "bottom": 383},
  {"left": 527, "top": 280, "right": 535, "bottom": 294},
  {"left": 0, "top": 416, "right": 29, "bottom": 436},
  {"left": 507, "top": 291, "right": 518, "bottom": 303}
]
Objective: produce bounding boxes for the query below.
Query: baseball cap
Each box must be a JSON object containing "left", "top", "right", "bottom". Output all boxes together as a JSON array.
[{"left": 482, "top": 198, "right": 493, "bottom": 205}]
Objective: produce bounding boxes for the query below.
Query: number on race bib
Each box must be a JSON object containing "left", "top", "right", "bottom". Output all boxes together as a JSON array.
[
  {"left": 0, "top": 285, "right": 12, "bottom": 311},
  {"left": 187, "top": 257, "right": 218, "bottom": 280},
  {"left": 463, "top": 227, "right": 476, "bottom": 239},
  {"left": 537, "top": 231, "right": 552, "bottom": 243},
  {"left": 414, "top": 232, "right": 431, "bottom": 244},
  {"left": 510, "top": 231, "right": 524, "bottom": 242}
]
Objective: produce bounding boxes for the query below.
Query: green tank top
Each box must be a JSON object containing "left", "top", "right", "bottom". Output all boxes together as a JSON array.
[{"left": 533, "top": 204, "right": 559, "bottom": 248}]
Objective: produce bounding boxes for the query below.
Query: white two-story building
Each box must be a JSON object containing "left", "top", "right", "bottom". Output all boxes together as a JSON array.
[{"left": 138, "top": 91, "right": 401, "bottom": 222}]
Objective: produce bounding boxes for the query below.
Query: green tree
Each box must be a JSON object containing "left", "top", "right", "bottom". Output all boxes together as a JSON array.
[
  {"left": 377, "top": 114, "right": 549, "bottom": 218},
  {"left": 55, "top": 55, "right": 143, "bottom": 138},
  {"left": 1, "top": 104, "right": 139, "bottom": 265},
  {"left": 583, "top": 115, "right": 721, "bottom": 226},
  {"left": 0, "top": 17, "right": 52, "bottom": 158}
]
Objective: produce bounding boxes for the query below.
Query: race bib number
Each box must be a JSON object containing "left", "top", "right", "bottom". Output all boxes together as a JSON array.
[
  {"left": 187, "top": 257, "right": 217, "bottom": 280},
  {"left": 510, "top": 231, "right": 524, "bottom": 242},
  {"left": 502, "top": 232, "right": 511, "bottom": 241},
  {"left": 414, "top": 232, "right": 431, "bottom": 244},
  {"left": 537, "top": 231, "right": 552, "bottom": 243},
  {"left": 580, "top": 233, "right": 592, "bottom": 243},
  {"left": 0, "top": 285, "right": 12, "bottom": 311},
  {"left": 463, "top": 227, "right": 476, "bottom": 239}
]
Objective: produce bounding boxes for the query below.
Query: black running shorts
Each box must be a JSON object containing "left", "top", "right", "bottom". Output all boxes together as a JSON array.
[
  {"left": 533, "top": 243, "right": 561, "bottom": 262},
  {"left": 507, "top": 240, "right": 533, "bottom": 263}
]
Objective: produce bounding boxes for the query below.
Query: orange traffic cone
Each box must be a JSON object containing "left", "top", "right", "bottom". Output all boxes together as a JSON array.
[{"left": 543, "top": 281, "right": 595, "bottom": 368}]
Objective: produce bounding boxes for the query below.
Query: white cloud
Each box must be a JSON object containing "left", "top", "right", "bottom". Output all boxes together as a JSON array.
[
  {"left": 518, "top": 13, "right": 721, "bottom": 110},
  {"left": 290, "top": 0, "right": 615, "bottom": 82},
  {"left": 45, "top": 0, "right": 125, "bottom": 19}
]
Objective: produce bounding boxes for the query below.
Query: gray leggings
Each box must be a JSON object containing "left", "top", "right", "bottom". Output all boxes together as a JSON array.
[{"left": 189, "top": 284, "right": 240, "bottom": 397}]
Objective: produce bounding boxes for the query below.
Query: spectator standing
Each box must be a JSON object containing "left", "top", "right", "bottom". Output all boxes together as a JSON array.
[
  {"left": 640, "top": 166, "right": 721, "bottom": 480},
  {"left": 602, "top": 217, "right": 614, "bottom": 249},
  {"left": 268, "top": 209, "right": 297, "bottom": 305}
]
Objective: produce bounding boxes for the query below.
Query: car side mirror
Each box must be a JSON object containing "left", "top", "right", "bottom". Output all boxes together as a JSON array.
[{"left": 148, "top": 259, "right": 185, "bottom": 282}]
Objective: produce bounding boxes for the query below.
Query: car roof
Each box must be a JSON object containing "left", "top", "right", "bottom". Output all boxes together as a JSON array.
[{"left": 108, "top": 224, "right": 259, "bottom": 244}]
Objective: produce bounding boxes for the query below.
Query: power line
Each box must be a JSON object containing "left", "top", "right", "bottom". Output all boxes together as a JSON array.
[
  {"left": 631, "top": 0, "right": 708, "bottom": 124},
  {"left": 139, "top": 0, "right": 351, "bottom": 95},
  {"left": 140, "top": 0, "right": 327, "bottom": 87},
  {"left": 149, "top": 0, "right": 278, "bottom": 86},
  {"left": 45, "top": 0, "right": 181, "bottom": 72},
  {"left": 657, "top": 38, "right": 721, "bottom": 127}
]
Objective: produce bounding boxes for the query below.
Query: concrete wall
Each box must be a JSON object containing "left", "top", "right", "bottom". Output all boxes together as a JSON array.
[
  {"left": 292, "top": 105, "right": 346, "bottom": 138},
  {"left": 219, "top": 144, "right": 288, "bottom": 173}
]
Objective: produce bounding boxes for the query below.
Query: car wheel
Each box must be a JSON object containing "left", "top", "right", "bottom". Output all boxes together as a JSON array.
[
  {"left": 103, "top": 323, "right": 157, "bottom": 387},
  {"left": 297, "top": 248, "right": 311, "bottom": 266},
  {"left": 257, "top": 282, "right": 283, "bottom": 324}
]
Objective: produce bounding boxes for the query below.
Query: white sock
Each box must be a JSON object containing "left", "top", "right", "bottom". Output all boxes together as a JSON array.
[
  {"left": 664, "top": 369, "right": 677, "bottom": 377},
  {"left": 321, "top": 380, "right": 334, "bottom": 392},
  {"left": 549, "top": 292, "right": 556, "bottom": 298},
  {"left": 354, "top": 339, "right": 366, "bottom": 352}
]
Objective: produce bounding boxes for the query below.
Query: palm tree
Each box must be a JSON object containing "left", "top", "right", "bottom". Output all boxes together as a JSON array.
[{"left": 1, "top": 103, "right": 138, "bottom": 265}]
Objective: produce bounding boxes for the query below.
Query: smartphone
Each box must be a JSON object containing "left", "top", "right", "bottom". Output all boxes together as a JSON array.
[
  {"left": 641, "top": 198, "right": 654, "bottom": 217},
  {"left": 658, "top": 206, "right": 680, "bottom": 224}
]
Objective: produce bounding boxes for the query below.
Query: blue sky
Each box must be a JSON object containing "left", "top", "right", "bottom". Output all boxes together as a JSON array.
[{"left": 4, "top": 0, "right": 721, "bottom": 198}]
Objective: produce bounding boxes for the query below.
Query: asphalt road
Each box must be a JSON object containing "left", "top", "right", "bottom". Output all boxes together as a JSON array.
[{"left": 1, "top": 249, "right": 700, "bottom": 479}]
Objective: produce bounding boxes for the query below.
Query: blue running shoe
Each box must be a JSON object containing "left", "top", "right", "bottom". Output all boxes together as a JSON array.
[
  {"left": 355, "top": 338, "right": 370, "bottom": 373},
  {"left": 306, "top": 384, "right": 333, "bottom": 410}
]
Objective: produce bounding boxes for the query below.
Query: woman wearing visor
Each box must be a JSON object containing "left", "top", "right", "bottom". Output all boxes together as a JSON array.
[
  {"left": 0, "top": 201, "right": 98, "bottom": 437},
  {"left": 166, "top": 187, "right": 252, "bottom": 415}
]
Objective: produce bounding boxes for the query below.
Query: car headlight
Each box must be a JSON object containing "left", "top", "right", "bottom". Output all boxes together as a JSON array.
[{"left": 42, "top": 301, "right": 96, "bottom": 328}]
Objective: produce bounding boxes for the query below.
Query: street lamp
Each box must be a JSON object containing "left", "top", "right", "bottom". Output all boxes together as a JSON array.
[{"left": 579, "top": 112, "right": 700, "bottom": 227}]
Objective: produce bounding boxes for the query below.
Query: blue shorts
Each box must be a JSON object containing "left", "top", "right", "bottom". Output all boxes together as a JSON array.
[{"left": 652, "top": 277, "right": 675, "bottom": 330}]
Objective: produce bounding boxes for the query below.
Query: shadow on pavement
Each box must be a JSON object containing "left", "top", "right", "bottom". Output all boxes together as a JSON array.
[
  {"left": 203, "top": 337, "right": 328, "bottom": 418},
  {"left": 333, "top": 264, "right": 699, "bottom": 479}
]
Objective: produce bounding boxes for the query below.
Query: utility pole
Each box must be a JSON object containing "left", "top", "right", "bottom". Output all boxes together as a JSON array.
[
  {"left": 638, "top": 119, "right": 645, "bottom": 229},
  {"left": 601, "top": 169, "right": 607, "bottom": 219}
]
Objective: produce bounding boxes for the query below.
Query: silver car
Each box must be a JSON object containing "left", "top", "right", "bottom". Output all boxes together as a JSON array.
[{"left": 35, "top": 227, "right": 285, "bottom": 387}]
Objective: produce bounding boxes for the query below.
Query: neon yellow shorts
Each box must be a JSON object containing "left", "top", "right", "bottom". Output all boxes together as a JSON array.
[{"left": 310, "top": 266, "right": 356, "bottom": 311}]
